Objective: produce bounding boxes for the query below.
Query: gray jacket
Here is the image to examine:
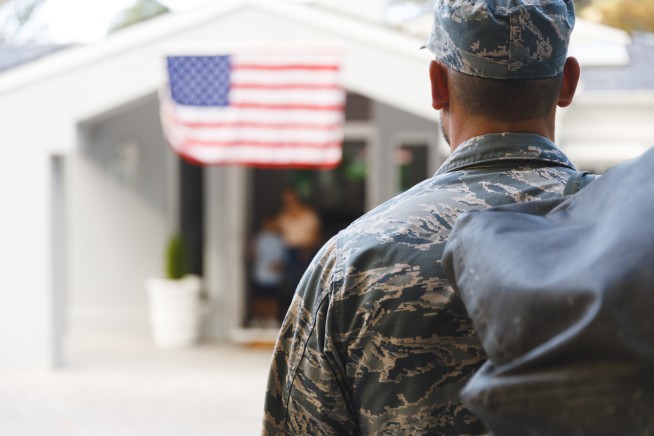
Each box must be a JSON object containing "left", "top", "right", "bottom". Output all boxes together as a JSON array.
[{"left": 443, "top": 147, "right": 654, "bottom": 435}]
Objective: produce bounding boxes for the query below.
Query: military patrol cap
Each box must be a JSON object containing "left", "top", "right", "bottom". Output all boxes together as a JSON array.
[{"left": 424, "top": 0, "right": 576, "bottom": 80}]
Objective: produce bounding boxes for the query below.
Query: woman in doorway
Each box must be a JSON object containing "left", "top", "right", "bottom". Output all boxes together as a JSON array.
[{"left": 277, "top": 187, "right": 321, "bottom": 321}]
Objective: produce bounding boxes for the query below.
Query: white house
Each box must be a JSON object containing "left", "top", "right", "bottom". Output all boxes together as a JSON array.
[{"left": 0, "top": 0, "right": 652, "bottom": 369}]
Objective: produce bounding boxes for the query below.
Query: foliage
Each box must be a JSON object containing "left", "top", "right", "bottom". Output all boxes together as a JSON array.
[
  {"left": 598, "top": 0, "right": 654, "bottom": 33},
  {"left": 108, "top": 0, "right": 169, "bottom": 34},
  {"left": 165, "top": 234, "right": 190, "bottom": 280},
  {"left": 573, "top": 0, "right": 594, "bottom": 10},
  {"left": 0, "top": 0, "right": 46, "bottom": 43}
]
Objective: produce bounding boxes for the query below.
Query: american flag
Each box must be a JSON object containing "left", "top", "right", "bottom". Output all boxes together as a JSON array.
[{"left": 160, "top": 50, "right": 346, "bottom": 168}]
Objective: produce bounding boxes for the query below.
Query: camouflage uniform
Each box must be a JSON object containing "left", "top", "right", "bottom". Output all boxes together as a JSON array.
[
  {"left": 264, "top": 0, "right": 578, "bottom": 432},
  {"left": 263, "top": 133, "right": 581, "bottom": 435}
]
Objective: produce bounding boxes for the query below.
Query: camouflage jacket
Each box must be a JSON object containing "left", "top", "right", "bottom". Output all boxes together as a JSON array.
[{"left": 263, "top": 133, "right": 579, "bottom": 435}]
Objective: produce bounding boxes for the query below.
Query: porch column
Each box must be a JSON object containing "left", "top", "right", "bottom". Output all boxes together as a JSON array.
[
  {"left": 204, "top": 166, "right": 248, "bottom": 340},
  {"left": 0, "top": 150, "right": 57, "bottom": 369}
]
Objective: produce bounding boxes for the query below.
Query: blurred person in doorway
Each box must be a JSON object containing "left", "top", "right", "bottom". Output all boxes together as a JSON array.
[
  {"left": 276, "top": 186, "right": 321, "bottom": 321},
  {"left": 264, "top": 0, "right": 589, "bottom": 433},
  {"left": 249, "top": 212, "right": 285, "bottom": 329}
]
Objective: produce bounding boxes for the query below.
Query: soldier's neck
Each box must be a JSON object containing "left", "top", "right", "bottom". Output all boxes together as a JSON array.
[{"left": 447, "top": 113, "right": 556, "bottom": 153}]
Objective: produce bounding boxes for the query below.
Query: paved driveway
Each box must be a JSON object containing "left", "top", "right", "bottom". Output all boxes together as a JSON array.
[{"left": 0, "top": 335, "right": 273, "bottom": 436}]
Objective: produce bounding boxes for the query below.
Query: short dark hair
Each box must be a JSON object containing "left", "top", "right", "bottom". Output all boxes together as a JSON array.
[{"left": 449, "top": 70, "right": 564, "bottom": 123}]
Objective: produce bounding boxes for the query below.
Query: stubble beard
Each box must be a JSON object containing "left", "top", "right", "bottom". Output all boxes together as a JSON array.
[{"left": 440, "top": 122, "right": 450, "bottom": 147}]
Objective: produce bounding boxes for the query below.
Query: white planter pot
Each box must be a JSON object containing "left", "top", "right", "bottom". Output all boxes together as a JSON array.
[{"left": 145, "top": 275, "right": 201, "bottom": 348}]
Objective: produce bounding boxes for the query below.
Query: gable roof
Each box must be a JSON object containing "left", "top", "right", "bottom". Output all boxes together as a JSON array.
[{"left": 0, "top": 0, "right": 435, "bottom": 154}]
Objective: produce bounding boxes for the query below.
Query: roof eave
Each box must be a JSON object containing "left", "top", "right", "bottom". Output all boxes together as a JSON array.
[{"left": 0, "top": 0, "right": 429, "bottom": 96}]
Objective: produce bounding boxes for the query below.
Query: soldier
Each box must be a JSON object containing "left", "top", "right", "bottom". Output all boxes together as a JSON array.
[{"left": 263, "top": 0, "right": 584, "bottom": 433}]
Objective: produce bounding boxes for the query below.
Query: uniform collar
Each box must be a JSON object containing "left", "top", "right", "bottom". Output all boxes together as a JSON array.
[{"left": 436, "top": 133, "right": 576, "bottom": 175}]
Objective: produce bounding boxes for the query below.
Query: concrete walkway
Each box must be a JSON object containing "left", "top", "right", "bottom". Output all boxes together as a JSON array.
[{"left": 0, "top": 334, "right": 274, "bottom": 436}]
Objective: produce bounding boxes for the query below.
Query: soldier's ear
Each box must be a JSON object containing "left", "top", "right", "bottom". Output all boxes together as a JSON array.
[
  {"left": 557, "top": 57, "right": 580, "bottom": 108},
  {"left": 429, "top": 60, "right": 449, "bottom": 110}
]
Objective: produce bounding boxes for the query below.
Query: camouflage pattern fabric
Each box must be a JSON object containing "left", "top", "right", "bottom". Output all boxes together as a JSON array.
[
  {"left": 424, "top": 0, "right": 575, "bottom": 79},
  {"left": 263, "top": 133, "right": 579, "bottom": 435}
]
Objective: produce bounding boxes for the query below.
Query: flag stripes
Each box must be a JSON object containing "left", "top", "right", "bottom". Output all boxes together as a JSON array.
[{"left": 161, "top": 50, "right": 345, "bottom": 168}]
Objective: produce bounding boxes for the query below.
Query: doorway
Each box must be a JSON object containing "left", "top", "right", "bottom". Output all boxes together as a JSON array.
[{"left": 244, "top": 140, "right": 368, "bottom": 326}]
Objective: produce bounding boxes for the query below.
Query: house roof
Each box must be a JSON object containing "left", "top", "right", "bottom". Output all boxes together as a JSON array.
[
  {"left": 0, "top": 0, "right": 434, "bottom": 154},
  {"left": 581, "top": 32, "right": 654, "bottom": 92},
  {"left": 0, "top": 44, "right": 71, "bottom": 73},
  {"left": 1, "top": 0, "right": 652, "bottom": 157},
  {"left": 2, "top": 2, "right": 652, "bottom": 92}
]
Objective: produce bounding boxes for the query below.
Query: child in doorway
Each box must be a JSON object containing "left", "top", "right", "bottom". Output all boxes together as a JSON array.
[{"left": 250, "top": 213, "right": 285, "bottom": 328}]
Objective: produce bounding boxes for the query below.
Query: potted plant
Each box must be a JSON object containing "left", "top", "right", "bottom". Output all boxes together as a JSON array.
[{"left": 145, "top": 234, "right": 202, "bottom": 348}]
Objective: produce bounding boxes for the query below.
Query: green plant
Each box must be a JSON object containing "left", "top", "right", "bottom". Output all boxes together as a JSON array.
[{"left": 165, "top": 234, "right": 190, "bottom": 280}]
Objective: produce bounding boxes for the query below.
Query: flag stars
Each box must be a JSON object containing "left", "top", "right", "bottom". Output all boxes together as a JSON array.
[{"left": 167, "top": 56, "right": 231, "bottom": 106}]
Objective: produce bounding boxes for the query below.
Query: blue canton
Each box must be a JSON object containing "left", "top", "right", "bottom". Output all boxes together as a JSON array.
[{"left": 167, "top": 55, "right": 231, "bottom": 107}]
